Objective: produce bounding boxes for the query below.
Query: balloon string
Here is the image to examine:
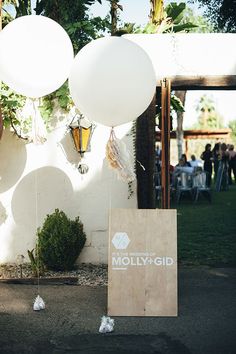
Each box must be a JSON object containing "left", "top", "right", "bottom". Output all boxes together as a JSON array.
[
  {"left": 31, "top": 97, "right": 41, "bottom": 298},
  {"left": 34, "top": 165, "right": 40, "bottom": 295},
  {"left": 110, "top": 127, "right": 115, "bottom": 140},
  {"left": 108, "top": 127, "right": 113, "bottom": 254},
  {"left": 108, "top": 163, "right": 112, "bottom": 261},
  {"left": 32, "top": 98, "right": 36, "bottom": 144}
]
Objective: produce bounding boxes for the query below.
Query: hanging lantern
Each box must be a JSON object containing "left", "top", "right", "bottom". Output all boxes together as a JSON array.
[{"left": 69, "top": 113, "right": 95, "bottom": 173}]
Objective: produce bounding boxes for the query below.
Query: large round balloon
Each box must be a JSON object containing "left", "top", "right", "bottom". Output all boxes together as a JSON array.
[
  {"left": 69, "top": 37, "right": 156, "bottom": 127},
  {"left": 0, "top": 15, "right": 74, "bottom": 98}
]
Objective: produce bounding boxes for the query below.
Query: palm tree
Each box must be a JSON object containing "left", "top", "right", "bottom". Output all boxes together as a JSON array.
[
  {"left": 196, "top": 95, "right": 223, "bottom": 129},
  {"left": 110, "top": 0, "right": 123, "bottom": 35},
  {"left": 150, "top": 0, "right": 164, "bottom": 25}
]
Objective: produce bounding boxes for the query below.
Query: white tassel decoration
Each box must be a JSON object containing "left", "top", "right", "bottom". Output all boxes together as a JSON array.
[
  {"left": 33, "top": 295, "right": 45, "bottom": 311},
  {"left": 99, "top": 316, "right": 115, "bottom": 333},
  {"left": 106, "top": 129, "right": 135, "bottom": 182}
]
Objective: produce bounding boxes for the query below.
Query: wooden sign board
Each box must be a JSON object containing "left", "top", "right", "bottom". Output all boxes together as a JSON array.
[{"left": 108, "top": 209, "right": 177, "bottom": 317}]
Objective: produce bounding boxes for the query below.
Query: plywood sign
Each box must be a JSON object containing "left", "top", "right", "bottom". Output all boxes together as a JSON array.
[{"left": 108, "top": 209, "right": 177, "bottom": 317}]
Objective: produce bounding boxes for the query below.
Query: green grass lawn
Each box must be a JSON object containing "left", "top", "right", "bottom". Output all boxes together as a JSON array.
[{"left": 172, "top": 184, "right": 236, "bottom": 267}]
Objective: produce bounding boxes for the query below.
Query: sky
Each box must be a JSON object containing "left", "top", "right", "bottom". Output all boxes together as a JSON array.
[
  {"left": 90, "top": 0, "right": 150, "bottom": 25},
  {"left": 90, "top": 0, "right": 205, "bottom": 25}
]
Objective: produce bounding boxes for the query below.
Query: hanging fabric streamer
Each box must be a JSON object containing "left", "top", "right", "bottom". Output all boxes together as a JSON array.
[
  {"left": 106, "top": 128, "right": 135, "bottom": 182},
  {"left": 31, "top": 98, "right": 47, "bottom": 145},
  {"left": 17, "top": 98, "right": 47, "bottom": 144}
]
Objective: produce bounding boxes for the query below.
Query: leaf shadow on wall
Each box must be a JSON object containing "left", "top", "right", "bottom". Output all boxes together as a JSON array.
[{"left": 0, "top": 129, "right": 27, "bottom": 193}]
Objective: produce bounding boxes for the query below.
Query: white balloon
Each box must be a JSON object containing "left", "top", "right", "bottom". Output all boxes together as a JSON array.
[
  {"left": 69, "top": 37, "right": 156, "bottom": 127},
  {"left": 0, "top": 15, "right": 74, "bottom": 98}
]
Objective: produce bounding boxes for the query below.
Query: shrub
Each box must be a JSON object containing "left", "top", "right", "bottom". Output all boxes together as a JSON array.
[{"left": 37, "top": 209, "right": 86, "bottom": 271}]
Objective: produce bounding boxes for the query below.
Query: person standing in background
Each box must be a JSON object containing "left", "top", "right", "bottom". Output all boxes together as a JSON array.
[
  {"left": 155, "top": 144, "right": 161, "bottom": 159},
  {"left": 201, "top": 143, "right": 213, "bottom": 187},
  {"left": 228, "top": 144, "right": 236, "bottom": 184},
  {"left": 215, "top": 143, "right": 229, "bottom": 191},
  {"left": 212, "top": 142, "right": 221, "bottom": 182}
]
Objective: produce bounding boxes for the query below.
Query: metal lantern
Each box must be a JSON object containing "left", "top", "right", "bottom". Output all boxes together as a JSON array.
[
  {"left": 69, "top": 113, "right": 95, "bottom": 173},
  {"left": 69, "top": 113, "right": 95, "bottom": 156}
]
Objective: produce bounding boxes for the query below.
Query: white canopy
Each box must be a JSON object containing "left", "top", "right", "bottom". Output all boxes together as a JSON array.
[{"left": 124, "top": 34, "right": 236, "bottom": 80}]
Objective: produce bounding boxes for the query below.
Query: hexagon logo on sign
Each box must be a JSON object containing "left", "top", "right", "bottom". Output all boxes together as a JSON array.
[{"left": 112, "top": 232, "right": 130, "bottom": 250}]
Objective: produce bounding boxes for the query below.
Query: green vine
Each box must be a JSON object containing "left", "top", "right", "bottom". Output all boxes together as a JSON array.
[
  {"left": 39, "top": 81, "right": 73, "bottom": 130},
  {"left": 0, "top": 83, "right": 27, "bottom": 139},
  {"left": 1, "top": 81, "right": 73, "bottom": 139}
]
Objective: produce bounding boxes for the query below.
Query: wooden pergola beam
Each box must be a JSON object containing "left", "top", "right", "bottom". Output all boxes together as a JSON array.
[
  {"left": 156, "top": 75, "right": 236, "bottom": 90},
  {"left": 156, "top": 129, "right": 231, "bottom": 141},
  {"left": 161, "top": 79, "right": 171, "bottom": 209}
]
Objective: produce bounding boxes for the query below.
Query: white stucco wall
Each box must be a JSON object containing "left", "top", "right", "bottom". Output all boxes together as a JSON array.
[{"left": 0, "top": 114, "right": 136, "bottom": 264}]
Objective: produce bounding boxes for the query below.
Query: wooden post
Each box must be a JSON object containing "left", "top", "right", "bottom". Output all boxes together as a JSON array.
[
  {"left": 136, "top": 95, "right": 156, "bottom": 209},
  {"left": 161, "top": 79, "right": 171, "bottom": 209},
  {"left": 185, "top": 139, "right": 188, "bottom": 157}
]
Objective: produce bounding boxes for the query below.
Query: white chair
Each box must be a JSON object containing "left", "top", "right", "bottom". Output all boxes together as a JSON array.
[
  {"left": 176, "top": 172, "right": 193, "bottom": 203},
  {"left": 192, "top": 171, "right": 211, "bottom": 203}
]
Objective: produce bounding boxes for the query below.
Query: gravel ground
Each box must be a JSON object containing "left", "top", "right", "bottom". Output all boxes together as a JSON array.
[{"left": 0, "top": 263, "right": 108, "bottom": 286}]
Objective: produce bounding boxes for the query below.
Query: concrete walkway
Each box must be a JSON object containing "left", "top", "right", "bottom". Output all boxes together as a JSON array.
[{"left": 0, "top": 267, "right": 235, "bottom": 353}]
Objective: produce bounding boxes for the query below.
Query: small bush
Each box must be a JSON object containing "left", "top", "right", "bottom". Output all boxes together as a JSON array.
[{"left": 38, "top": 209, "right": 86, "bottom": 271}]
